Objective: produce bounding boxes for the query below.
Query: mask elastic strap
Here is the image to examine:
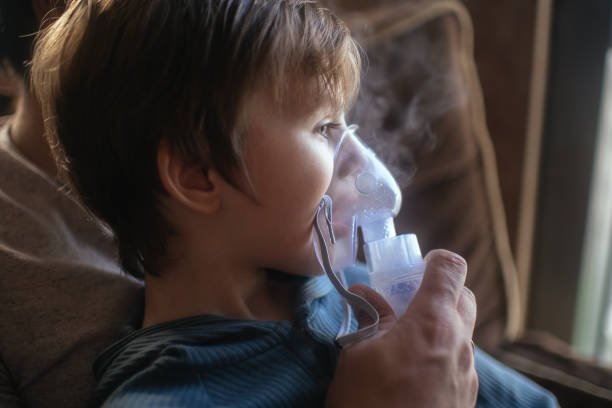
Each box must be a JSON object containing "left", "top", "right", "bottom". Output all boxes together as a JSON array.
[
  {"left": 333, "top": 124, "right": 359, "bottom": 161},
  {"left": 314, "top": 196, "right": 380, "bottom": 347}
]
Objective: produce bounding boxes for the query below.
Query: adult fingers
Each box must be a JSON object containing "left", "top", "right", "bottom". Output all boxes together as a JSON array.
[
  {"left": 457, "top": 286, "right": 477, "bottom": 338},
  {"left": 348, "top": 283, "right": 397, "bottom": 331},
  {"left": 469, "top": 366, "right": 480, "bottom": 406},
  {"left": 406, "top": 249, "right": 468, "bottom": 320}
]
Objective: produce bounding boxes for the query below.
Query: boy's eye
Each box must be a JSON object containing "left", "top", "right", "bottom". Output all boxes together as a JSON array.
[
  {"left": 317, "top": 122, "right": 341, "bottom": 139},
  {"left": 318, "top": 124, "right": 330, "bottom": 138}
]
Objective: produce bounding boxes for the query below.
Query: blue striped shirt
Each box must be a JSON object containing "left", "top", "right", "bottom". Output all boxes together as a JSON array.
[{"left": 93, "top": 270, "right": 558, "bottom": 407}]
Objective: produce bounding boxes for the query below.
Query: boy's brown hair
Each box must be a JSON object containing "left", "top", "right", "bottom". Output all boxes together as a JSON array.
[{"left": 31, "top": 0, "right": 361, "bottom": 278}]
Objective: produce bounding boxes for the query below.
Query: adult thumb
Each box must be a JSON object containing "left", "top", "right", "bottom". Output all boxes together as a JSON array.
[{"left": 348, "top": 283, "right": 397, "bottom": 331}]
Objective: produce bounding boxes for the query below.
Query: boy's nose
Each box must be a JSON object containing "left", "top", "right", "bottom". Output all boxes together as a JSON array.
[{"left": 334, "top": 135, "right": 369, "bottom": 180}]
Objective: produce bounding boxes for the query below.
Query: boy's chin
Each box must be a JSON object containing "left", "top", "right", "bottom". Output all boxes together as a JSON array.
[
  {"left": 290, "top": 260, "right": 326, "bottom": 277},
  {"left": 282, "top": 254, "right": 327, "bottom": 278}
]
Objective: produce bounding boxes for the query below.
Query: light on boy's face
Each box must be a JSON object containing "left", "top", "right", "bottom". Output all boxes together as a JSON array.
[{"left": 223, "top": 85, "right": 349, "bottom": 277}]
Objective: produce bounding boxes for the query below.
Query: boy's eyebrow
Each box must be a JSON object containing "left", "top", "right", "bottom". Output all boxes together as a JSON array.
[
  {"left": 312, "top": 102, "right": 344, "bottom": 122},
  {"left": 302, "top": 93, "right": 342, "bottom": 121},
  {"left": 282, "top": 76, "right": 345, "bottom": 118},
  {"left": 300, "top": 106, "right": 337, "bottom": 125}
]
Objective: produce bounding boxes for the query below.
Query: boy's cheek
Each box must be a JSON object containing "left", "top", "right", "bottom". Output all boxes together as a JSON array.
[
  {"left": 290, "top": 157, "right": 333, "bottom": 214},
  {"left": 308, "top": 147, "right": 335, "bottom": 202}
]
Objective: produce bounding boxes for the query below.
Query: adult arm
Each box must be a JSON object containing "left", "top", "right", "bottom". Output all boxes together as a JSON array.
[{"left": 327, "top": 249, "right": 478, "bottom": 408}]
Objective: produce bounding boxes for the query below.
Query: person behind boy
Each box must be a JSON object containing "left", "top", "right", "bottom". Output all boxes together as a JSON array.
[
  {"left": 0, "top": 1, "right": 143, "bottom": 407},
  {"left": 31, "top": 0, "right": 558, "bottom": 406}
]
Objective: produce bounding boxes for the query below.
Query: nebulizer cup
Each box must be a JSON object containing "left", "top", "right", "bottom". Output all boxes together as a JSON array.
[{"left": 313, "top": 125, "right": 426, "bottom": 343}]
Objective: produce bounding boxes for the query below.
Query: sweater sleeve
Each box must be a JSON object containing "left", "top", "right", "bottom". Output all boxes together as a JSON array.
[
  {"left": 475, "top": 347, "right": 560, "bottom": 408},
  {"left": 0, "top": 357, "right": 21, "bottom": 408}
]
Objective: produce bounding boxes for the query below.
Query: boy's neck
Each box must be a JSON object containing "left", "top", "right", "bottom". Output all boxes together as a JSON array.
[
  {"left": 9, "top": 84, "right": 57, "bottom": 178},
  {"left": 142, "top": 261, "right": 302, "bottom": 328}
]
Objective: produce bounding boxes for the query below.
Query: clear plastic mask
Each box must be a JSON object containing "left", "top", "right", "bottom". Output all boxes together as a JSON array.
[
  {"left": 312, "top": 124, "right": 413, "bottom": 345},
  {"left": 313, "top": 124, "right": 402, "bottom": 276}
]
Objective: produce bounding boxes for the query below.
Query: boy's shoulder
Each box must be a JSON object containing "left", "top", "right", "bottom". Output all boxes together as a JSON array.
[
  {"left": 93, "top": 312, "right": 339, "bottom": 407},
  {"left": 93, "top": 316, "right": 287, "bottom": 406}
]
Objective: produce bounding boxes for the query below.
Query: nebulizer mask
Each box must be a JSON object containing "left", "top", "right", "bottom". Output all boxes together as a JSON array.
[{"left": 313, "top": 124, "right": 426, "bottom": 346}]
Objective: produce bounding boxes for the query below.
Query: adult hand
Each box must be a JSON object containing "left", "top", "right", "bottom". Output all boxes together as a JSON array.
[{"left": 326, "top": 249, "right": 478, "bottom": 408}]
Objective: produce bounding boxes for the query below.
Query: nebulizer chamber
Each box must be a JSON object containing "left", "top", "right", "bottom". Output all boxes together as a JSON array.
[
  {"left": 364, "top": 229, "right": 425, "bottom": 317},
  {"left": 316, "top": 125, "right": 425, "bottom": 319}
]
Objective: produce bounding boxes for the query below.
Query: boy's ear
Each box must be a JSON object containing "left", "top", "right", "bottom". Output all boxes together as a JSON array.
[{"left": 157, "top": 141, "right": 221, "bottom": 214}]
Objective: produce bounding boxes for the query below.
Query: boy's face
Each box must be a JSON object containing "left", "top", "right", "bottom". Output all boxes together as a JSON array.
[{"left": 225, "top": 86, "right": 347, "bottom": 277}]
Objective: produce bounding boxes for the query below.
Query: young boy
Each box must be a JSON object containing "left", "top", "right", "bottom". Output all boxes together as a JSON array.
[{"left": 31, "top": 0, "right": 558, "bottom": 407}]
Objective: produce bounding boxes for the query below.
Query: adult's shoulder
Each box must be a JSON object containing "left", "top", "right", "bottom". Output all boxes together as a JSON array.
[
  {"left": 0, "top": 121, "right": 145, "bottom": 407},
  {"left": 0, "top": 248, "right": 143, "bottom": 408}
]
